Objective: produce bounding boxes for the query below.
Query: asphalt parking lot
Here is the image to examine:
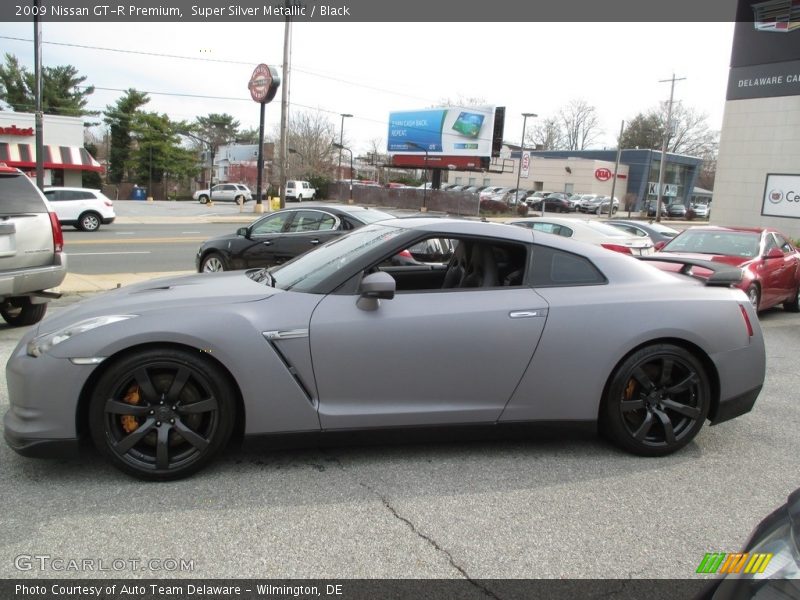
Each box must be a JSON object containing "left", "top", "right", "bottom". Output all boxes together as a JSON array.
[{"left": 0, "top": 293, "right": 797, "bottom": 582}]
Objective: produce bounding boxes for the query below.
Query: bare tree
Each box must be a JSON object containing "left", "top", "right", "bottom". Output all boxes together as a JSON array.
[
  {"left": 435, "top": 95, "right": 489, "bottom": 108},
  {"left": 526, "top": 116, "right": 565, "bottom": 150},
  {"left": 559, "top": 99, "right": 603, "bottom": 150},
  {"left": 271, "top": 110, "right": 338, "bottom": 180},
  {"left": 658, "top": 102, "right": 718, "bottom": 157}
]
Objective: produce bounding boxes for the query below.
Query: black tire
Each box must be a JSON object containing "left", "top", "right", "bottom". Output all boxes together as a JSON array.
[
  {"left": 78, "top": 211, "right": 102, "bottom": 232},
  {"left": 200, "top": 252, "right": 227, "bottom": 273},
  {"left": 89, "top": 348, "right": 236, "bottom": 480},
  {"left": 0, "top": 297, "right": 48, "bottom": 327},
  {"left": 600, "top": 344, "right": 710, "bottom": 456},
  {"left": 198, "top": 195, "right": 210, "bottom": 205},
  {"left": 784, "top": 286, "right": 800, "bottom": 313},
  {"left": 235, "top": 195, "right": 244, "bottom": 205},
  {"left": 746, "top": 284, "right": 760, "bottom": 311}
]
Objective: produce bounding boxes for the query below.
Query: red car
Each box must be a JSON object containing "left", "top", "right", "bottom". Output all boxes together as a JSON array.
[{"left": 654, "top": 226, "right": 800, "bottom": 312}]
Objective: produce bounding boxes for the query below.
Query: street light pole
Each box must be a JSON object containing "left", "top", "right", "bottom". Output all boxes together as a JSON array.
[
  {"left": 332, "top": 143, "right": 353, "bottom": 203},
  {"left": 514, "top": 112, "right": 537, "bottom": 214},
  {"left": 405, "top": 141, "right": 429, "bottom": 212},
  {"left": 338, "top": 113, "right": 352, "bottom": 179}
]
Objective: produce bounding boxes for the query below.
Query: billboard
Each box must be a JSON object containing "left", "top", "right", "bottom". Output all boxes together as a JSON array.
[{"left": 387, "top": 106, "right": 497, "bottom": 158}]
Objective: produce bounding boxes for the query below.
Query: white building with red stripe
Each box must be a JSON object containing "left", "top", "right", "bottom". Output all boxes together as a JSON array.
[{"left": 0, "top": 111, "right": 103, "bottom": 186}]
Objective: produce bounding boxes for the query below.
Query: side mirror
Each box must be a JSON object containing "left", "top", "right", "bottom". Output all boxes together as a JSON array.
[
  {"left": 357, "top": 272, "right": 396, "bottom": 311},
  {"left": 765, "top": 247, "right": 784, "bottom": 260},
  {"left": 237, "top": 227, "right": 250, "bottom": 238}
]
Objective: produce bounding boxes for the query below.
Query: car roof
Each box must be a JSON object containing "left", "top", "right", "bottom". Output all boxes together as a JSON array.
[
  {"left": 44, "top": 186, "right": 101, "bottom": 191},
  {"left": 682, "top": 225, "right": 767, "bottom": 234}
]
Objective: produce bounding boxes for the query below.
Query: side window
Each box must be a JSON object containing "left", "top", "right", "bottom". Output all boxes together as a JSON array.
[
  {"left": 288, "top": 211, "right": 337, "bottom": 232},
  {"left": 76, "top": 191, "right": 96, "bottom": 200},
  {"left": 531, "top": 245, "right": 606, "bottom": 287},
  {"left": 44, "top": 190, "right": 61, "bottom": 201},
  {"left": 251, "top": 212, "right": 291, "bottom": 235},
  {"left": 763, "top": 235, "right": 778, "bottom": 254}
]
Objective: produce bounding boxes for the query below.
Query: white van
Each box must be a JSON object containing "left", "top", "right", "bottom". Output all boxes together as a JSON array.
[{"left": 286, "top": 180, "right": 316, "bottom": 202}]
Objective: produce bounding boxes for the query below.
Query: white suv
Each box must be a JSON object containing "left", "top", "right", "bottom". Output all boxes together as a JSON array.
[
  {"left": 0, "top": 164, "right": 67, "bottom": 326},
  {"left": 285, "top": 180, "right": 316, "bottom": 202},
  {"left": 193, "top": 183, "right": 253, "bottom": 204},
  {"left": 43, "top": 187, "right": 116, "bottom": 232}
]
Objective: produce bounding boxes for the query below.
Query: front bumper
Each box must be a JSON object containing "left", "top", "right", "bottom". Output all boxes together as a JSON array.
[
  {"left": 3, "top": 424, "right": 79, "bottom": 458},
  {"left": 4, "top": 337, "right": 97, "bottom": 458}
]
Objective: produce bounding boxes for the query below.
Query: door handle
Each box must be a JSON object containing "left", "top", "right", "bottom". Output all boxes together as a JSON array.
[
  {"left": 310, "top": 239, "right": 320, "bottom": 245},
  {"left": 509, "top": 309, "right": 547, "bottom": 318},
  {"left": 262, "top": 241, "right": 272, "bottom": 246}
]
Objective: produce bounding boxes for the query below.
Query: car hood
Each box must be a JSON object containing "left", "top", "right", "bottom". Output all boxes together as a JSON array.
[
  {"left": 38, "top": 272, "right": 278, "bottom": 334},
  {"left": 656, "top": 251, "right": 752, "bottom": 268}
]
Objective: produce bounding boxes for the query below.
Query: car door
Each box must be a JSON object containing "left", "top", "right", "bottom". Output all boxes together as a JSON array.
[
  {"left": 239, "top": 211, "right": 295, "bottom": 267},
  {"left": 309, "top": 239, "right": 549, "bottom": 429},
  {"left": 764, "top": 233, "right": 799, "bottom": 303},
  {"left": 280, "top": 210, "right": 344, "bottom": 258}
]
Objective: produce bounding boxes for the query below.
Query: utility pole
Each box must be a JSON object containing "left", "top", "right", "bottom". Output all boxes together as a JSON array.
[
  {"left": 608, "top": 120, "right": 624, "bottom": 220},
  {"left": 278, "top": 15, "right": 292, "bottom": 209},
  {"left": 33, "top": 0, "right": 44, "bottom": 190},
  {"left": 655, "top": 73, "right": 685, "bottom": 222}
]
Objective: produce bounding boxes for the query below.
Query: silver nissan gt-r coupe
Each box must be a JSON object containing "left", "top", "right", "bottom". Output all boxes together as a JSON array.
[{"left": 4, "top": 218, "right": 766, "bottom": 480}]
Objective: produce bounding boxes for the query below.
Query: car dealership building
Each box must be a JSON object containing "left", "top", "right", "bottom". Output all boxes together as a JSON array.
[{"left": 712, "top": 0, "right": 800, "bottom": 238}]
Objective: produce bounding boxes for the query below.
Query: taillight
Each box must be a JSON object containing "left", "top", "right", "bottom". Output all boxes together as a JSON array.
[
  {"left": 104, "top": 201, "right": 113, "bottom": 207},
  {"left": 49, "top": 212, "right": 63, "bottom": 253},
  {"left": 739, "top": 304, "right": 754, "bottom": 337},
  {"left": 600, "top": 243, "right": 633, "bottom": 255}
]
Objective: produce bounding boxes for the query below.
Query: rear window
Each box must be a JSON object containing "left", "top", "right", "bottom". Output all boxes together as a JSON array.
[{"left": 0, "top": 173, "right": 48, "bottom": 215}]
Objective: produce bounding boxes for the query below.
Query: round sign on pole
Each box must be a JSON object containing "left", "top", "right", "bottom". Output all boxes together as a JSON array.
[
  {"left": 595, "top": 167, "right": 612, "bottom": 182},
  {"left": 248, "top": 64, "right": 280, "bottom": 104}
]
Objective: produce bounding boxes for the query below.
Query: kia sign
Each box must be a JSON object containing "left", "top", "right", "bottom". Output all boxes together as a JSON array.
[
  {"left": 761, "top": 173, "right": 800, "bottom": 218},
  {"left": 595, "top": 168, "right": 612, "bottom": 181},
  {"left": 248, "top": 64, "right": 280, "bottom": 104}
]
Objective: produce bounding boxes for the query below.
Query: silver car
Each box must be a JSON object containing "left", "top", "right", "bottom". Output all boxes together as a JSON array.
[
  {"left": 0, "top": 165, "right": 67, "bottom": 326},
  {"left": 4, "top": 218, "right": 765, "bottom": 480}
]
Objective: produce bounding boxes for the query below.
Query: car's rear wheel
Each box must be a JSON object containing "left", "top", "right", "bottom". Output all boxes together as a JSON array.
[
  {"left": 198, "top": 195, "right": 210, "bottom": 204},
  {"left": 200, "top": 252, "right": 227, "bottom": 273},
  {"left": 0, "top": 297, "right": 47, "bottom": 326},
  {"left": 600, "top": 344, "right": 710, "bottom": 456},
  {"left": 89, "top": 349, "right": 236, "bottom": 480},
  {"left": 235, "top": 195, "right": 244, "bottom": 205},
  {"left": 746, "top": 284, "right": 760, "bottom": 311},
  {"left": 784, "top": 286, "right": 800, "bottom": 312},
  {"left": 78, "top": 211, "right": 102, "bottom": 232}
]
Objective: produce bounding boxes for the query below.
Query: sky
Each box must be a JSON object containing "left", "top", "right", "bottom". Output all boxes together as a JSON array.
[{"left": 0, "top": 21, "right": 736, "bottom": 154}]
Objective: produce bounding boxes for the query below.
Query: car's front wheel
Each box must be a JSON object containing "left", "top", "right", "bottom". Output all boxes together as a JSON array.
[
  {"left": 200, "top": 252, "right": 227, "bottom": 273},
  {"left": 89, "top": 348, "right": 236, "bottom": 480},
  {"left": 78, "top": 211, "right": 102, "bottom": 232},
  {"left": 746, "top": 284, "right": 760, "bottom": 311},
  {"left": 0, "top": 297, "right": 47, "bottom": 326},
  {"left": 600, "top": 344, "right": 710, "bottom": 456}
]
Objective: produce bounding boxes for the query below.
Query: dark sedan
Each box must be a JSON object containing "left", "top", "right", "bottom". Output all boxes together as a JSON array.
[
  {"left": 195, "top": 205, "right": 395, "bottom": 272},
  {"left": 526, "top": 196, "right": 572, "bottom": 213},
  {"left": 666, "top": 203, "right": 687, "bottom": 218}
]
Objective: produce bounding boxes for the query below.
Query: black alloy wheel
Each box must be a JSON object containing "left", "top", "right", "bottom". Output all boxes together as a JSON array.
[
  {"left": 601, "top": 344, "right": 710, "bottom": 456},
  {"left": 89, "top": 349, "right": 235, "bottom": 480}
]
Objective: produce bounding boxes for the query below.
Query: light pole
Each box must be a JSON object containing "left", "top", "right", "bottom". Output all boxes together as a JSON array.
[
  {"left": 405, "top": 140, "right": 429, "bottom": 212},
  {"left": 655, "top": 73, "right": 685, "bottom": 222},
  {"left": 338, "top": 113, "right": 352, "bottom": 180},
  {"left": 514, "top": 113, "right": 537, "bottom": 214},
  {"left": 332, "top": 143, "right": 353, "bottom": 203}
]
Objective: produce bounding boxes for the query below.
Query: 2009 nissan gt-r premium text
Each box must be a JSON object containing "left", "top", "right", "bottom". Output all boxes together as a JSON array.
[{"left": 4, "top": 219, "right": 766, "bottom": 480}]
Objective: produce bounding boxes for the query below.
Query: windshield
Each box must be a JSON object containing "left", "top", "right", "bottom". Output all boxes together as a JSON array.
[
  {"left": 266, "top": 223, "right": 405, "bottom": 292},
  {"left": 662, "top": 230, "right": 760, "bottom": 257}
]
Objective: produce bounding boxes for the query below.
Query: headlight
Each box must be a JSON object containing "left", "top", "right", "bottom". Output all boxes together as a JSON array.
[{"left": 26, "top": 314, "right": 137, "bottom": 357}]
